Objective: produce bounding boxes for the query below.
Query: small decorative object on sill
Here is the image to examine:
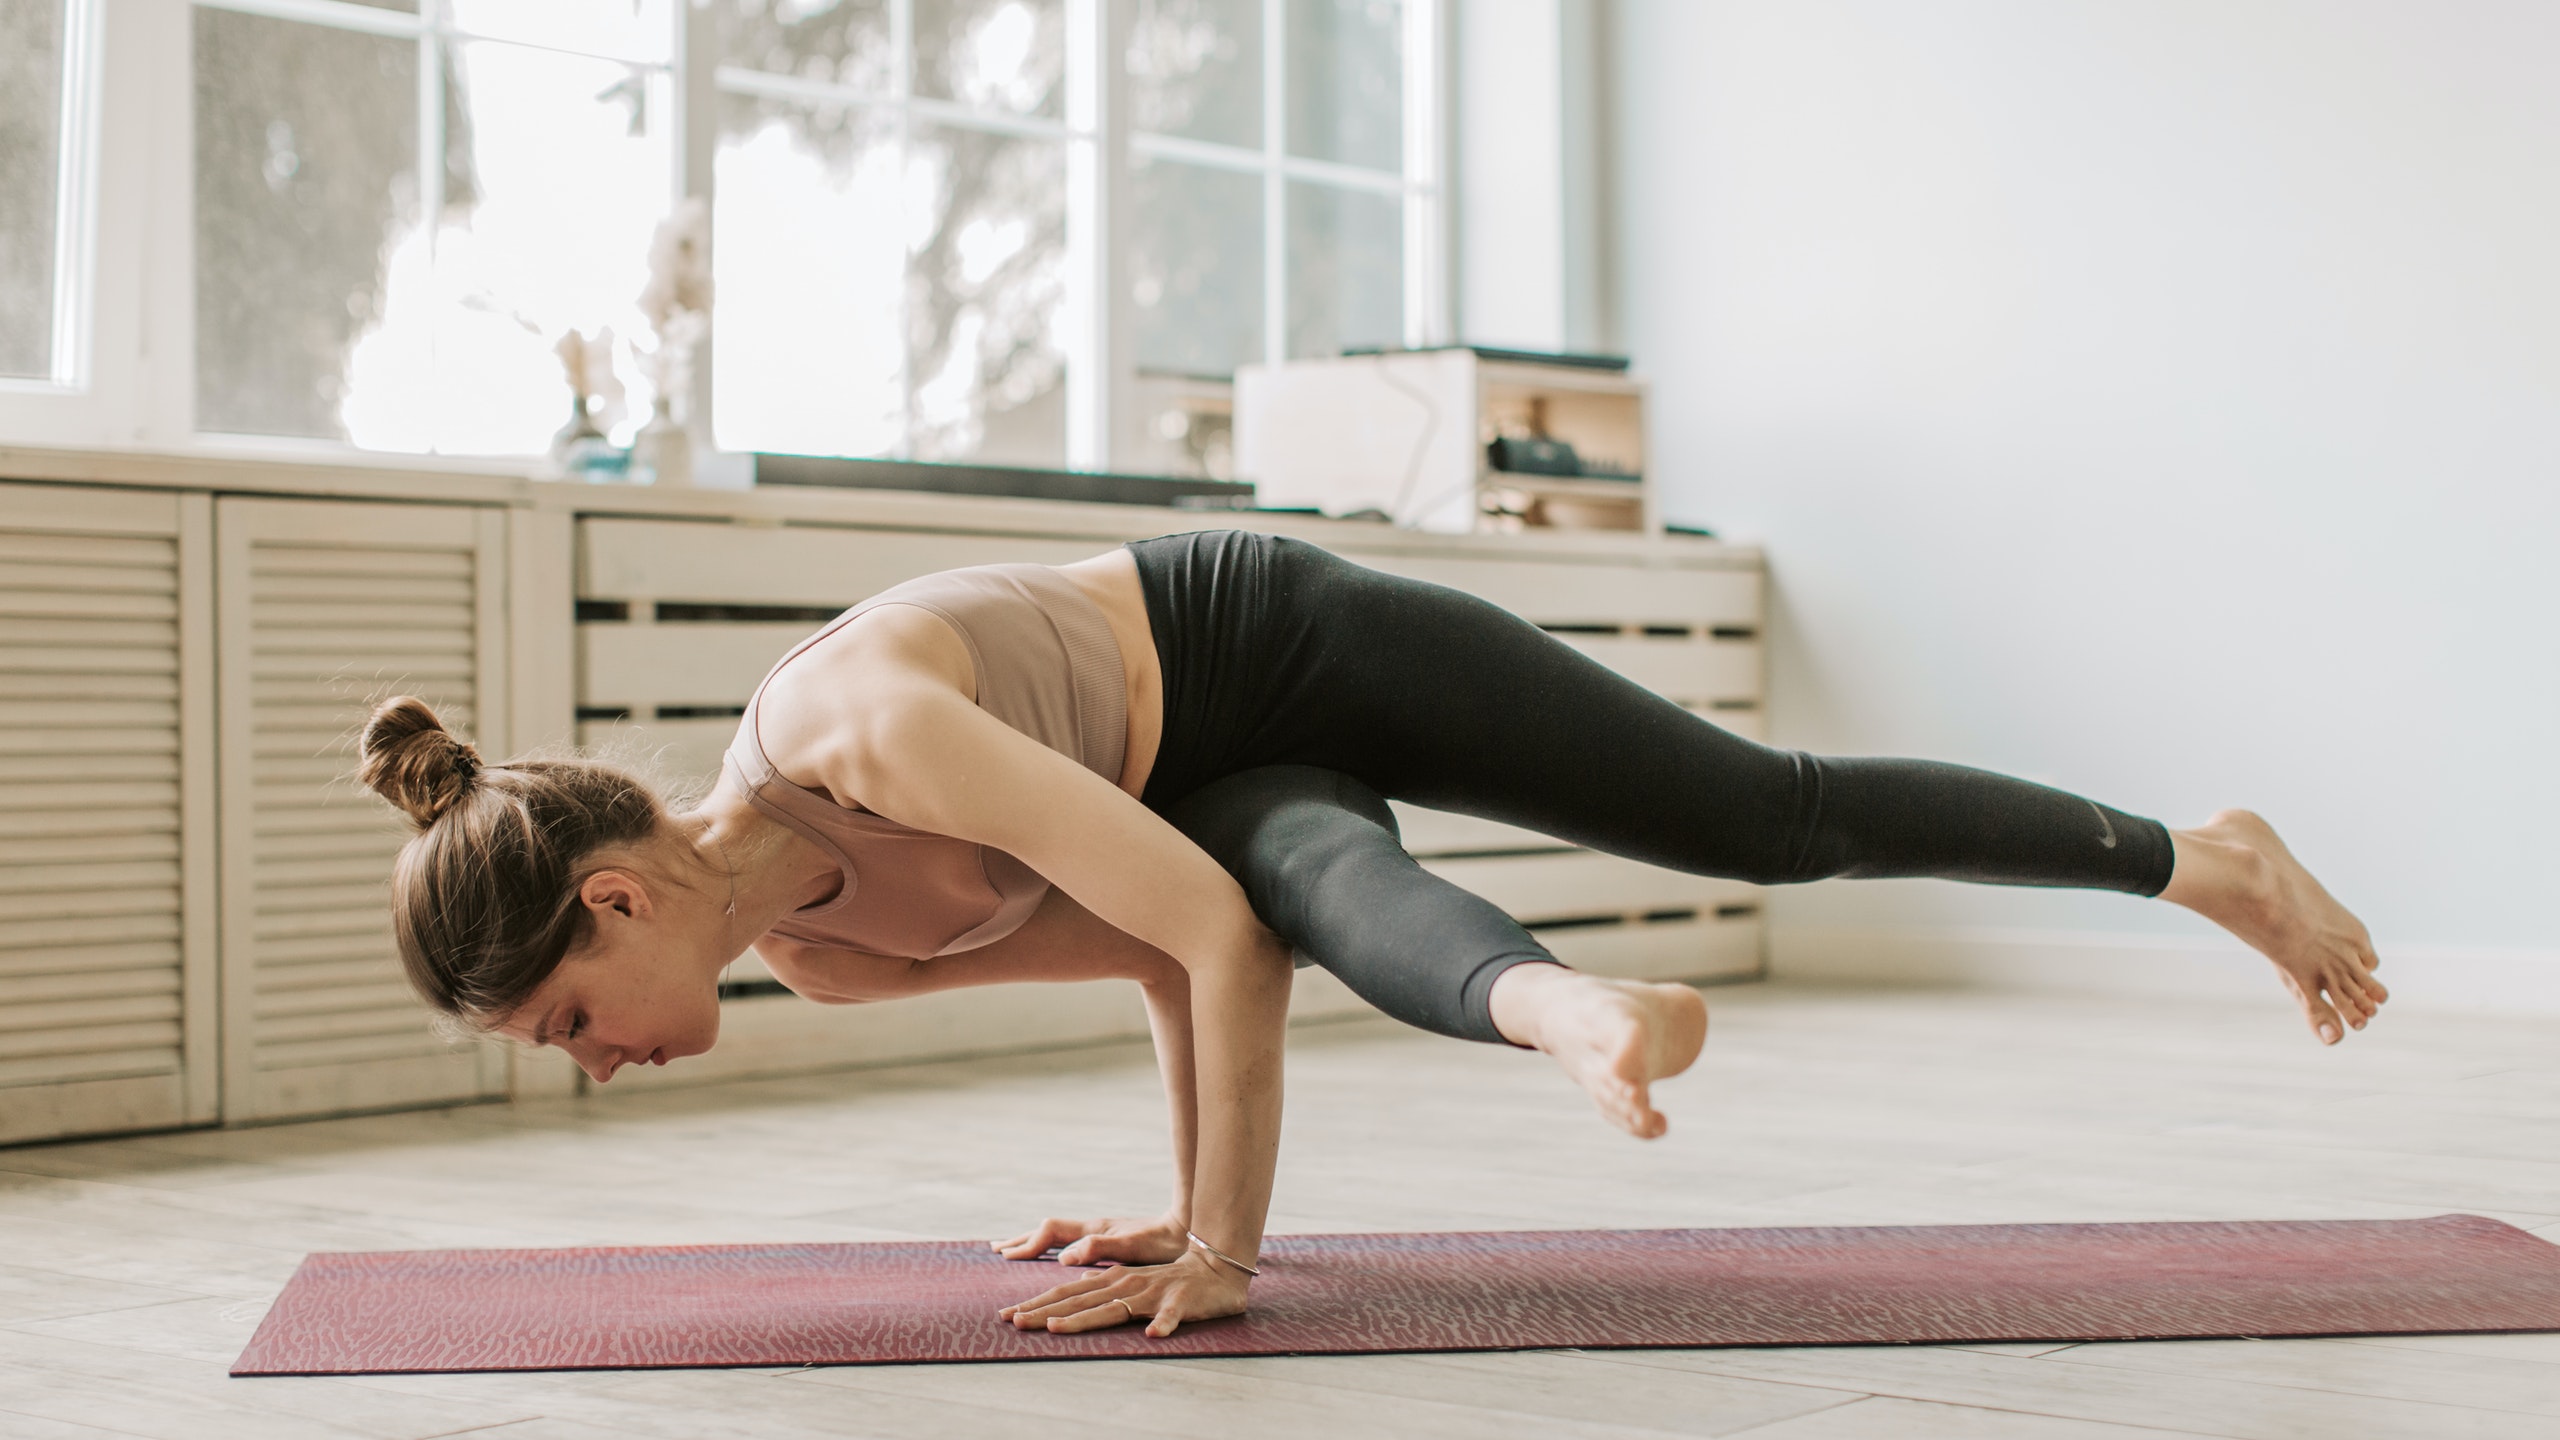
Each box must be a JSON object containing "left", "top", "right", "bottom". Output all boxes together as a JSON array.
[
  {"left": 550, "top": 327, "right": 630, "bottom": 483},
  {"left": 633, "top": 197, "right": 713, "bottom": 487},
  {"left": 630, "top": 396, "right": 688, "bottom": 489}
]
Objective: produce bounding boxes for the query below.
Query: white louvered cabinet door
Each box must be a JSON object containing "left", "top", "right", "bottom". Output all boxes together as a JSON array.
[
  {"left": 0, "top": 484, "right": 218, "bottom": 1144},
  {"left": 215, "top": 498, "right": 510, "bottom": 1122}
]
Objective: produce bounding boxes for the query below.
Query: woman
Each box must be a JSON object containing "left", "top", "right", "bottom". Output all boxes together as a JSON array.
[{"left": 357, "top": 529, "right": 2383, "bottom": 1339}]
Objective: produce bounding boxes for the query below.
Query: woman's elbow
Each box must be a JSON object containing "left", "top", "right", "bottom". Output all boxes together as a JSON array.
[{"left": 1175, "top": 918, "right": 1296, "bottom": 985}]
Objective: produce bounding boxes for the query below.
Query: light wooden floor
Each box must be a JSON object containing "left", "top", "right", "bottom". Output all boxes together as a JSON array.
[{"left": 3, "top": 981, "right": 2557, "bottom": 1439}]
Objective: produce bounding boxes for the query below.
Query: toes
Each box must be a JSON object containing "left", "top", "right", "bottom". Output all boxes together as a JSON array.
[
  {"left": 2300, "top": 995, "right": 2344, "bottom": 1046},
  {"left": 1593, "top": 1080, "right": 1660, "bottom": 1138},
  {"left": 2325, "top": 962, "right": 2385, "bottom": 1021},
  {"left": 2353, "top": 944, "right": 2390, "bottom": 999}
]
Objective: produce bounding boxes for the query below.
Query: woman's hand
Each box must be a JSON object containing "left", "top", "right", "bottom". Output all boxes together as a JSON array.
[
  {"left": 992, "top": 1212, "right": 1189, "bottom": 1267},
  {"left": 997, "top": 1248, "right": 1249, "bottom": 1338}
]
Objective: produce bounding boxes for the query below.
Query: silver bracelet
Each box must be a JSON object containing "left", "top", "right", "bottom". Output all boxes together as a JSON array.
[{"left": 1186, "top": 1230, "right": 1261, "bottom": 1277}]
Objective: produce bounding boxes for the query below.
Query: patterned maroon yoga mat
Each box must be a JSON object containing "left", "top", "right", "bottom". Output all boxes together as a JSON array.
[{"left": 231, "top": 1214, "right": 2560, "bottom": 1375}]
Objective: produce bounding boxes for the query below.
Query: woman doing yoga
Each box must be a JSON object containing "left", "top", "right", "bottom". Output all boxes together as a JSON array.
[{"left": 357, "top": 529, "right": 2384, "bottom": 1339}]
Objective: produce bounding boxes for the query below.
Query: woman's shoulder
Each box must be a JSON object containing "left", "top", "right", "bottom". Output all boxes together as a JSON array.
[{"left": 754, "top": 605, "right": 977, "bottom": 804}]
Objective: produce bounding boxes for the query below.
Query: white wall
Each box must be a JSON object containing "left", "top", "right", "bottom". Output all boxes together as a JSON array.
[
  {"left": 1454, "top": 0, "right": 1609, "bottom": 352},
  {"left": 1611, "top": 1, "right": 2560, "bottom": 998}
]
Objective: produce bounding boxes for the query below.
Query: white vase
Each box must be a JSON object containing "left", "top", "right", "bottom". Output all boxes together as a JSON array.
[{"left": 631, "top": 399, "right": 692, "bottom": 488}]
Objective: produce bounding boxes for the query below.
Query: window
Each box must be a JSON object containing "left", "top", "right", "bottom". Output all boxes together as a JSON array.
[
  {"left": 191, "top": 0, "right": 676, "bottom": 453},
  {"left": 1127, "top": 0, "right": 1413, "bottom": 375},
  {"left": 710, "top": 0, "right": 1075, "bottom": 466},
  {"left": 0, "top": 0, "right": 96, "bottom": 388},
  {"left": 8, "top": 0, "right": 1440, "bottom": 470}
]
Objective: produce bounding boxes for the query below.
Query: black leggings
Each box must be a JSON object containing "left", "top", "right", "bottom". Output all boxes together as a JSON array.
[{"left": 1129, "top": 530, "right": 2174, "bottom": 1045}]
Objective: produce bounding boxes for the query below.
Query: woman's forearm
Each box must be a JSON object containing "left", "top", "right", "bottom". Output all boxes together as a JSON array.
[
  {"left": 1138, "top": 972, "right": 1201, "bottom": 1221},
  {"left": 1179, "top": 932, "right": 1296, "bottom": 1266}
]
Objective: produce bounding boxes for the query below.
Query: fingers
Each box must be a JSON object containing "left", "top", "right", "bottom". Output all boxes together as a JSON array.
[
  {"left": 998, "top": 1254, "right": 1247, "bottom": 1340},
  {"left": 992, "top": 1217, "right": 1092, "bottom": 1261},
  {"left": 1021, "top": 1284, "right": 1185, "bottom": 1337},
  {"left": 1059, "top": 1232, "right": 1150, "bottom": 1266},
  {"left": 996, "top": 1269, "right": 1118, "bottom": 1324},
  {"left": 1004, "top": 1275, "right": 1146, "bottom": 1332},
  {"left": 1042, "top": 1289, "right": 1144, "bottom": 1334}
]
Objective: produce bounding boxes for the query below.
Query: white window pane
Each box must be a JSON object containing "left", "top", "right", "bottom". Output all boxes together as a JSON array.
[
  {"left": 1131, "top": 155, "right": 1260, "bottom": 376},
  {"left": 194, "top": 9, "right": 416, "bottom": 438},
  {"left": 1286, "top": 0, "right": 1398, "bottom": 172},
  {"left": 908, "top": 122, "right": 1066, "bottom": 464},
  {"left": 0, "top": 0, "right": 63, "bottom": 380},
  {"left": 445, "top": 0, "right": 674, "bottom": 64},
  {"left": 914, "top": 0, "right": 1062, "bottom": 120},
  {"left": 1127, "top": 0, "right": 1259, "bottom": 150},
  {"left": 1286, "top": 180, "right": 1398, "bottom": 359},
  {"left": 338, "top": 38, "right": 674, "bottom": 454},
  {"left": 716, "top": 0, "right": 892, "bottom": 92},
  {"left": 710, "top": 93, "right": 905, "bottom": 459}
]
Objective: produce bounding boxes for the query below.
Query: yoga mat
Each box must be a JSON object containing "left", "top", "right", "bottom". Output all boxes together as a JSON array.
[{"left": 232, "top": 1214, "right": 2560, "bottom": 1375}]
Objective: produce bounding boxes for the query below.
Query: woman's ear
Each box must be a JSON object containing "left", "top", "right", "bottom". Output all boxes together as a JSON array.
[{"left": 579, "top": 869, "right": 651, "bottom": 920}]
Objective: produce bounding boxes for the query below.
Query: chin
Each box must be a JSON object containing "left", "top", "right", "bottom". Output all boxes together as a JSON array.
[{"left": 680, "top": 1003, "right": 721, "bottom": 1059}]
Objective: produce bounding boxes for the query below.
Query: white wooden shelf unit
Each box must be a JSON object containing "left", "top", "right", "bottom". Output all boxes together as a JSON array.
[{"left": 1237, "top": 350, "right": 1652, "bottom": 535}]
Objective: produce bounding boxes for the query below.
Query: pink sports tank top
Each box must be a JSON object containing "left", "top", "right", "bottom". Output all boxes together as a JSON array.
[{"left": 723, "top": 564, "right": 1129, "bottom": 960}]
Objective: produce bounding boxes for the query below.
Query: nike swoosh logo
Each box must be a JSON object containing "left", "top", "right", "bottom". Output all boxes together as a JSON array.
[{"left": 2091, "top": 804, "right": 2118, "bottom": 850}]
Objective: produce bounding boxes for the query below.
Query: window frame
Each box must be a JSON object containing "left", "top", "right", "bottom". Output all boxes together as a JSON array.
[
  {"left": 0, "top": 0, "right": 1446, "bottom": 471},
  {"left": 0, "top": 0, "right": 122, "bottom": 447}
]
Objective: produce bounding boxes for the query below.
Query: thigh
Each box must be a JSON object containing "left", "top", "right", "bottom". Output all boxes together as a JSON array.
[
  {"left": 1162, "top": 765, "right": 1553, "bottom": 1043},
  {"left": 1274, "top": 550, "right": 1813, "bottom": 882}
]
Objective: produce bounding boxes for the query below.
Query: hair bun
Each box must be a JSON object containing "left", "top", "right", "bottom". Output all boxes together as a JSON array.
[{"left": 358, "top": 696, "right": 483, "bottom": 829}]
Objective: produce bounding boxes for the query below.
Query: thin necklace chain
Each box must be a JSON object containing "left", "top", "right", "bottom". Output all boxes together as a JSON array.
[{"left": 699, "top": 818, "right": 740, "bottom": 918}]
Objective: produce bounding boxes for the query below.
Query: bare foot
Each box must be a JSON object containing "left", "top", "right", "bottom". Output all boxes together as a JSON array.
[
  {"left": 2161, "top": 809, "right": 2386, "bottom": 1045},
  {"left": 1488, "top": 965, "right": 1709, "bottom": 1138}
]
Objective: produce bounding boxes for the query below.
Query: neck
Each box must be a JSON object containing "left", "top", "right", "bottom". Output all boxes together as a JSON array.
[{"left": 678, "top": 783, "right": 838, "bottom": 961}]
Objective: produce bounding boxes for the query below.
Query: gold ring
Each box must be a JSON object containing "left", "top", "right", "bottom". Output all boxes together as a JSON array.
[{"left": 1113, "top": 1297, "right": 1135, "bottom": 1322}]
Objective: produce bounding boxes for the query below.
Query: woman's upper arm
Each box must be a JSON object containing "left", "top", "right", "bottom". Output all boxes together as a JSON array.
[
  {"left": 752, "top": 935, "right": 917, "bottom": 1003},
  {"left": 829, "top": 688, "right": 1266, "bottom": 968},
  {"left": 758, "top": 888, "right": 1185, "bottom": 1001}
]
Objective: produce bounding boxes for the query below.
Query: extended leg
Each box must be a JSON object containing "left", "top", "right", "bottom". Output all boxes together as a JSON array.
[{"left": 1239, "top": 536, "right": 2378, "bottom": 1045}]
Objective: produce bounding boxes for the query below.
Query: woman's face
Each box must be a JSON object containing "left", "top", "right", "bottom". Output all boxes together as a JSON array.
[{"left": 497, "top": 868, "right": 725, "bottom": 1083}]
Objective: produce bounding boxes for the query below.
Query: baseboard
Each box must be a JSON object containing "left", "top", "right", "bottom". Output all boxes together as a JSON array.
[{"left": 1771, "top": 925, "right": 2560, "bottom": 1016}]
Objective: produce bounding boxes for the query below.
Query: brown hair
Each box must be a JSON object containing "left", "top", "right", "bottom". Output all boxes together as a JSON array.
[{"left": 356, "top": 696, "right": 668, "bottom": 1023}]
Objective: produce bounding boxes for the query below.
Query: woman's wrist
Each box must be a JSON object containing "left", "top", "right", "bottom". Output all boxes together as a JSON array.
[{"left": 1186, "top": 1230, "right": 1261, "bottom": 1278}]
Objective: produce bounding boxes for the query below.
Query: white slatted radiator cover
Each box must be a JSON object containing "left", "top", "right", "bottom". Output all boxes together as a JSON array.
[
  {"left": 0, "top": 484, "right": 218, "bottom": 1144},
  {"left": 216, "top": 499, "right": 510, "bottom": 1122},
  {"left": 575, "top": 519, "right": 1765, "bottom": 1025}
]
